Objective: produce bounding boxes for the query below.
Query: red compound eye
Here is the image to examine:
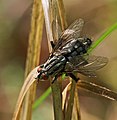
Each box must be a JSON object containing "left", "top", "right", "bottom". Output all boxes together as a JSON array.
[
  {"left": 41, "top": 73, "right": 48, "bottom": 80},
  {"left": 37, "top": 67, "right": 42, "bottom": 72}
]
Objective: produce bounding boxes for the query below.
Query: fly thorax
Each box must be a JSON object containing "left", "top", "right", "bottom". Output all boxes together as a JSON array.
[{"left": 42, "top": 55, "right": 66, "bottom": 77}]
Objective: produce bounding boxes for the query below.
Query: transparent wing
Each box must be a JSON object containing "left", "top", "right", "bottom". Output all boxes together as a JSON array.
[
  {"left": 75, "top": 56, "right": 108, "bottom": 77},
  {"left": 77, "top": 56, "right": 108, "bottom": 71},
  {"left": 65, "top": 55, "right": 88, "bottom": 71},
  {"left": 61, "top": 18, "right": 84, "bottom": 40},
  {"left": 65, "top": 55, "right": 108, "bottom": 77},
  {"left": 78, "top": 70, "right": 97, "bottom": 77},
  {"left": 54, "top": 19, "right": 84, "bottom": 50}
]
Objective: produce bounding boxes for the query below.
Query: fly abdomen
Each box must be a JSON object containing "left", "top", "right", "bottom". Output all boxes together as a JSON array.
[{"left": 61, "top": 38, "right": 92, "bottom": 62}]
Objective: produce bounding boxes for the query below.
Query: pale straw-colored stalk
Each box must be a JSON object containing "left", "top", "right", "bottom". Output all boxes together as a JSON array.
[{"left": 13, "top": 0, "right": 44, "bottom": 119}]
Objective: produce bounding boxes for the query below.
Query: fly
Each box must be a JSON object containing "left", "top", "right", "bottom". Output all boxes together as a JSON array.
[{"left": 36, "top": 19, "right": 108, "bottom": 83}]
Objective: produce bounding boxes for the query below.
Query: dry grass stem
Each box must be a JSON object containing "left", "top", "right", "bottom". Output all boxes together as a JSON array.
[
  {"left": 77, "top": 80, "right": 117, "bottom": 101},
  {"left": 12, "top": 68, "right": 38, "bottom": 120},
  {"left": 56, "top": 0, "right": 67, "bottom": 30},
  {"left": 62, "top": 82, "right": 71, "bottom": 110},
  {"left": 41, "top": 0, "right": 63, "bottom": 120},
  {"left": 12, "top": 0, "right": 44, "bottom": 119},
  {"left": 72, "top": 87, "right": 81, "bottom": 120},
  {"left": 65, "top": 80, "right": 76, "bottom": 120}
]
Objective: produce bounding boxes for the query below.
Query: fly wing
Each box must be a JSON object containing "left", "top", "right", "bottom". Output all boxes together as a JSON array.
[
  {"left": 75, "top": 56, "right": 108, "bottom": 77},
  {"left": 65, "top": 55, "right": 89, "bottom": 73},
  {"left": 61, "top": 18, "right": 84, "bottom": 40},
  {"left": 78, "top": 56, "right": 108, "bottom": 71},
  {"left": 54, "top": 19, "right": 84, "bottom": 50},
  {"left": 65, "top": 55, "right": 108, "bottom": 77}
]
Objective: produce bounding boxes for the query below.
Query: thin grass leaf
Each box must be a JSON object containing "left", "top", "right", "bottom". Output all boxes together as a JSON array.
[
  {"left": 88, "top": 22, "right": 117, "bottom": 53},
  {"left": 32, "top": 87, "right": 51, "bottom": 109}
]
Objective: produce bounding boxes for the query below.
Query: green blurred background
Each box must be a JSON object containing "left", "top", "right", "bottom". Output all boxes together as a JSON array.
[{"left": 0, "top": 0, "right": 117, "bottom": 120}]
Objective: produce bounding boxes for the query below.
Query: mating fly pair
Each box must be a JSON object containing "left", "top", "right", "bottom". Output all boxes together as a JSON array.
[{"left": 36, "top": 19, "right": 108, "bottom": 83}]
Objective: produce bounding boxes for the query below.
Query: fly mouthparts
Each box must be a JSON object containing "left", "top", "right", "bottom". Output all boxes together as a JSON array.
[
  {"left": 35, "top": 72, "right": 41, "bottom": 79},
  {"left": 35, "top": 76, "right": 38, "bottom": 79}
]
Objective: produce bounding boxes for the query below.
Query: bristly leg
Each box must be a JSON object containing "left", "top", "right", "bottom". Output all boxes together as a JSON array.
[
  {"left": 68, "top": 73, "right": 79, "bottom": 82},
  {"left": 50, "top": 41, "right": 55, "bottom": 49},
  {"left": 51, "top": 75, "right": 58, "bottom": 84},
  {"left": 51, "top": 73, "right": 79, "bottom": 84}
]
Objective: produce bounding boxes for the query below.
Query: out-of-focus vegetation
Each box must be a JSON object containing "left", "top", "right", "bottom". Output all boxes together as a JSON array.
[{"left": 0, "top": 0, "right": 117, "bottom": 120}]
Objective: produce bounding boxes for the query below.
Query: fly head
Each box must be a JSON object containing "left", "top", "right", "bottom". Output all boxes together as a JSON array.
[{"left": 36, "top": 66, "right": 48, "bottom": 81}]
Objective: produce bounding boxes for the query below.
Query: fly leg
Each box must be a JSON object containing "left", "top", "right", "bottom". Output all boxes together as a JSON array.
[
  {"left": 50, "top": 41, "right": 55, "bottom": 49},
  {"left": 67, "top": 73, "right": 80, "bottom": 82},
  {"left": 51, "top": 73, "right": 63, "bottom": 84},
  {"left": 51, "top": 75, "right": 58, "bottom": 84}
]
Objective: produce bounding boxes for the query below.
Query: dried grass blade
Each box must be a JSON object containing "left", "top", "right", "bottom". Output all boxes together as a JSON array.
[
  {"left": 12, "top": 68, "right": 38, "bottom": 120},
  {"left": 51, "top": 81, "right": 63, "bottom": 120},
  {"left": 15, "top": 0, "right": 44, "bottom": 119},
  {"left": 77, "top": 80, "right": 117, "bottom": 101},
  {"left": 56, "top": 1, "right": 81, "bottom": 119},
  {"left": 41, "top": 0, "right": 53, "bottom": 52},
  {"left": 62, "top": 82, "right": 71, "bottom": 111},
  {"left": 65, "top": 80, "right": 76, "bottom": 120},
  {"left": 41, "top": 0, "right": 63, "bottom": 120},
  {"left": 56, "top": 0, "right": 67, "bottom": 30},
  {"left": 72, "top": 87, "right": 81, "bottom": 120}
]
